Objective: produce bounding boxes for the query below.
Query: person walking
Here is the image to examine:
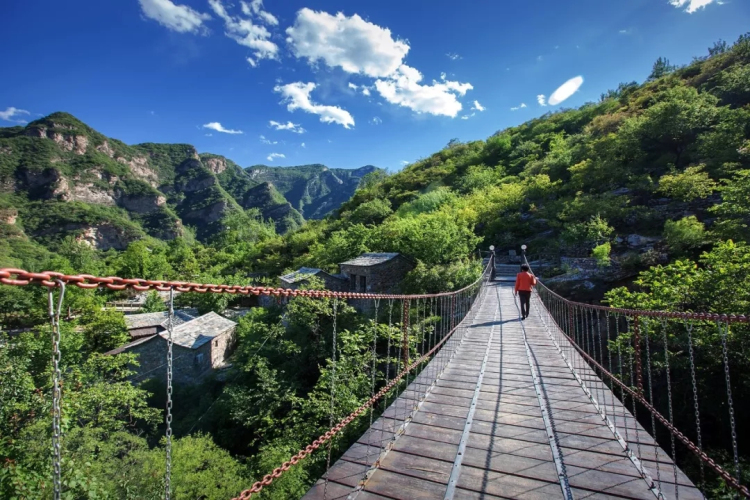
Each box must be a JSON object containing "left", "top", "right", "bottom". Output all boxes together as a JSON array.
[{"left": 514, "top": 264, "right": 537, "bottom": 320}]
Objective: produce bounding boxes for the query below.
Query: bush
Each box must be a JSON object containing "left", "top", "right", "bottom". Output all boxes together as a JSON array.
[
  {"left": 592, "top": 242, "right": 611, "bottom": 267},
  {"left": 664, "top": 216, "right": 706, "bottom": 254},
  {"left": 658, "top": 165, "right": 717, "bottom": 201}
]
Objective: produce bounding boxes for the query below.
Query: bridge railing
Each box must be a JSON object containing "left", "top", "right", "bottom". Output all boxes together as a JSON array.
[
  {"left": 0, "top": 257, "right": 494, "bottom": 500},
  {"left": 522, "top": 255, "right": 749, "bottom": 498}
]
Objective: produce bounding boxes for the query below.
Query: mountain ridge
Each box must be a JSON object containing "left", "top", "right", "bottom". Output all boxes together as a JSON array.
[{"left": 0, "top": 112, "right": 380, "bottom": 250}]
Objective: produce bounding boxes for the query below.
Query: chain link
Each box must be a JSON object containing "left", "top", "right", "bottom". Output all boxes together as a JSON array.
[
  {"left": 165, "top": 289, "right": 174, "bottom": 499},
  {"left": 660, "top": 318, "right": 679, "bottom": 500},
  {"left": 48, "top": 280, "right": 65, "bottom": 500},
  {"left": 719, "top": 320, "right": 741, "bottom": 487},
  {"left": 685, "top": 320, "right": 705, "bottom": 491},
  {"left": 324, "top": 297, "right": 339, "bottom": 499}
]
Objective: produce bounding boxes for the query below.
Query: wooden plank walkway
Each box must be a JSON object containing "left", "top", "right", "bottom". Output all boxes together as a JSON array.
[{"left": 304, "top": 280, "right": 701, "bottom": 500}]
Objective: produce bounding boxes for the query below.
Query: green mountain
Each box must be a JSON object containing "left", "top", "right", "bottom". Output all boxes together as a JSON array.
[
  {"left": 0, "top": 114, "right": 376, "bottom": 251},
  {"left": 267, "top": 34, "right": 750, "bottom": 298},
  {"left": 247, "top": 164, "right": 380, "bottom": 219}
]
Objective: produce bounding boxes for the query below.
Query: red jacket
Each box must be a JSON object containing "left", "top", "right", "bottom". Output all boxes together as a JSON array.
[{"left": 515, "top": 272, "right": 537, "bottom": 292}]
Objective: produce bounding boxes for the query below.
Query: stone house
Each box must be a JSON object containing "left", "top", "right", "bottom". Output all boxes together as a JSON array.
[
  {"left": 338, "top": 253, "right": 415, "bottom": 294},
  {"left": 124, "top": 309, "right": 199, "bottom": 339},
  {"left": 107, "top": 312, "right": 237, "bottom": 384},
  {"left": 279, "top": 267, "right": 348, "bottom": 291}
]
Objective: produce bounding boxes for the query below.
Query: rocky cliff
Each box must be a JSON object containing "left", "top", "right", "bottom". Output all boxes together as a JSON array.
[{"left": 0, "top": 112, "right": 370, "bottom": 250}]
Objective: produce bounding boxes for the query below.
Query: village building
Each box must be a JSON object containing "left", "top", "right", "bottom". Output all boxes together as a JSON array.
[
  {"left": 279, "top": 253, "right": 416, "bottom": 295},
  {"left": 107, "top": 311, "right": 237, "bottom": 384},
  {"left": 338, "top": 253, "right": 416, "bottom": 293},
  {"left": 124, "top": 309, "right": 199, "bottom": 339},
  {"left": 279, "top": 267, "right": 347, "bottom": 291}
]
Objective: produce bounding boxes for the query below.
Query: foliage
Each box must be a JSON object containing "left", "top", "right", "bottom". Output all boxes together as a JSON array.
[
  {"left": 591, "top": 241, "right": 611, "bottom": 267},
  {"left": 141, "top": 290, "right": 166, "bottom": 313},
  {"left": 663, "top": 216, "right": 707, "bottom": 254},
  {"left": 657, "top": 165, "right": 717, "bottom": 201}
]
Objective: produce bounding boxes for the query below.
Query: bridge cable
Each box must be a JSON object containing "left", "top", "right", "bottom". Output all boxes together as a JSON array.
[
  {"left": 685, "top": 320, "right": 705, "bottom": 493},
  {"left": 364, "top": 298, "right": 381, "bottom": 476},
  {"left": 659, "top": 317, "right": 680, "bottom": 500},
  {"left": 719, "top": 319, "right": 742, "bottom": 489},
  {"left": 323, "top": 297, "right": 339, "bottom": 500},
  {"left": 165, "top": 288, "right": 174, "bottom": 500},
  {"left": 48, "top": 280, "right": 66, "bottom": 500},
  {"left": 643, "top": 319, "right": 664, "bottom": 496}
]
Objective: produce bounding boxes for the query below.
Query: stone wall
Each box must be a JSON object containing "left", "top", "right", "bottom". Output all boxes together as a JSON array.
[
  {"left": 340, "top": 256, "right": 415, "bottom": 294},
  {"left": 210, "top": 327, "right": 236, "bottom": 368},
  {"left": 127, "top": 336, "right": 214, "bottom": 385}
]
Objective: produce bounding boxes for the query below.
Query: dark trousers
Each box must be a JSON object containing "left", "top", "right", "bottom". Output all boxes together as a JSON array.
[{"left": 518, "top": 291, "right": 531, "bottom": 318}]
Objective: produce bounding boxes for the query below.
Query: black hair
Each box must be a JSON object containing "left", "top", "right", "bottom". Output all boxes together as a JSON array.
[{"left": 520, "top": 264, "right": 530, "bottom": 272}]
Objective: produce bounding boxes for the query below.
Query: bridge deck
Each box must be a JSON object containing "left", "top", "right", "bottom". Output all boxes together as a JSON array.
[{"left": 304, "top": 280, "right": 700, "bottom": 500}]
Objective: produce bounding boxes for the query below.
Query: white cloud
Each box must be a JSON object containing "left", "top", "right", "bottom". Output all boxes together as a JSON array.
[
  {"left": 537, "top": 94, "right": 547, "bottom": 106},
  {"left": 374, "top": 64, "right": 472, "bottom": 117},
  {"left": 269, "top": 120, "right": 306, "bottom": 133},
  {"left": 274, "top": 81, "right": 355, "bottom": 128},
  {"left": 362, "top": 87, "right": 371, "bottom": 96},
  {"left": 138, "top": 0, "right": 211, "bottom": 33},
  {"left": 400, "top": 160, "right": 409, "bottom": 165},
  {"left": 286, "top": 8, "right": 410, "bottom": 78},
  {"left": 203, "top": 122, "right": 243, "bottom": 134},
  {"left": 669, "top": 0, "right": 718, "bottom": 13},
  {"left": 460, "top": 112, "right": 476, "bottom": 120},
  {"left": 241, "top": 0, "right": 278, "bottom": 25},
  {"left": 205, "top": 133, "right": 213, "bottom": 136},
  {"left": 209, "top": 0, "right": 278, "bottom": 66},
  {"left": 619, "top": 29, "right": 631, "bottom": 35},
  {"left": 510, "top": 103, "right": 527, "bottom": 111},
  {"left": 548, "top": 76, "right": 584, "bottom": 105},
  {"left": 301, "top": 142, "right": 306, "bottom": 148},
  {"left": 471, "top": 100, "right": 485, "bottom": 112},
  {"left": 348, "top": 82, "right": 358, "bottom": 90},
  {"left": 370, "top": 116, "right": 382, "bottom": 125},
  {"left": 446, "top": 52, "right": 461, "bottom": 60},
  {"left": 0, "top": 107, "right": 30, "bottom": 122},
  {"left": 440, "top": 72, "right": 446, "bottom": 81},
  {"left": 259, "top": 134, "right": 277, "bottom": 144},
  {"left": 267, "top": 153, "right": 285, "bottom": 161}
]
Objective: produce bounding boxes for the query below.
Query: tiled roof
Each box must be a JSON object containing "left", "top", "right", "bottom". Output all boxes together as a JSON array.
[
  {"left": 280, "top": 267, "right": 322, "bottom": 284},
  {"left": 163, "top": 312, "right": 236, "bottom": 349},
  {"left": 339, "top": 253, "right": 401, "bottom": 267},
  {"left": 124, "top": 309, "right": 199, "bottom": 330},
  {"left": 104, "top": 335, "right": 157, "bottom": 355}
]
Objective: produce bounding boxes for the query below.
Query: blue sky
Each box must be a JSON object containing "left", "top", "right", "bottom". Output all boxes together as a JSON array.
[{"left": 1, "top": 0, "right": 748, "bottom": 171}]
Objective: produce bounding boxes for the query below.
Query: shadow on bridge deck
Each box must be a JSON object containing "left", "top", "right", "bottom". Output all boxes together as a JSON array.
[{"left": 303, "top": 281, "right": 700, "bottom": 500}]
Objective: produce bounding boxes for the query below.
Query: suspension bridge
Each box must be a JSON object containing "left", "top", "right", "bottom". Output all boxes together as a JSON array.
[{"left": 0, "top": 253, "right": 747, "bottom": 499}]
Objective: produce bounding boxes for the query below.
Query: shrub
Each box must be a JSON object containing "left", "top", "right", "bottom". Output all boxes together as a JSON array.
[
  {"left": 592, "top": 242, "right": 612, "bottom": 267},
  {"left": 664, "top": 216, "right": 706, "bottom": 254}
]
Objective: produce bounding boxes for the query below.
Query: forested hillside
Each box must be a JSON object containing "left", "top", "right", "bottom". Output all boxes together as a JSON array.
[
  {"left": 2, "top": 34, "right": 750, "bottom": 499},
  {"left": 256, "top": 35, "right": 750, "bottom": 297},
  {"left": 0, "top": 116, "right": 379, "bottom": 266},
  {"left": 247, "top": 164, "right": 379, "bottom": 219}
]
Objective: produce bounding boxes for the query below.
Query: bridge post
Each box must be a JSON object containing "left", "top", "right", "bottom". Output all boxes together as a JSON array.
[
  {"left": 402, "top": 300, "right": 410, "bottom": 367},
  {"left": 633, "top": 314, "right": 644, "bottom": 392}
]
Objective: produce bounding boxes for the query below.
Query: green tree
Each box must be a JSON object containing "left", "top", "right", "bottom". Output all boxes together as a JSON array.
[
  {"left": 663, "top": 216, "right": 707, "bottom": 254},
  {"left": 657, "top": 165, "right": 717, "bottom": 201},
  {"left": 141, "top": 290, "right": 166, "bottom": 313},
  {"left": 648, "top": 56, "right": 676, "bottom": 80}
]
